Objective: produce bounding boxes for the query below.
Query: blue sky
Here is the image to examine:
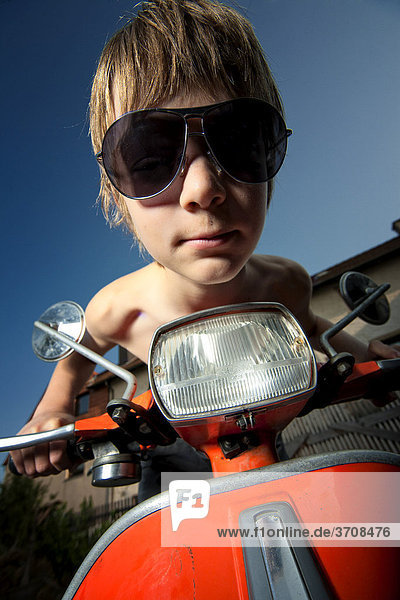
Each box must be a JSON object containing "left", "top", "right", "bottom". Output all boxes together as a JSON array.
[{"left": 0, "top": 0, "right": 399, "bottom": 447}]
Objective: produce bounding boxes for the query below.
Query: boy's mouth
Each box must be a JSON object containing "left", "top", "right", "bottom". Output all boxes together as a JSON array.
[{"left": 180, "top": 230, "right": 236, "bottom": 248}]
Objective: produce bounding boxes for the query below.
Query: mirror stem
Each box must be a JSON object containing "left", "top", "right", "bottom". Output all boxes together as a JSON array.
[
  {"left": 34, "top": 321, "right": 137, "bottom": 400},
  {"left": 320, "top": 283, "right": 390, "bottom": 358}
]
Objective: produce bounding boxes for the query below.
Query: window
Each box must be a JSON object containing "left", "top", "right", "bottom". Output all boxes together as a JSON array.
[{"left": 76, "top": 393, "right": 90, "bottom": 416}]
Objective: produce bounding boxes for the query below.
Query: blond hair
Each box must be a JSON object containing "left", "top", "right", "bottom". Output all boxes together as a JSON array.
[{"left": 90, "top": 0, "right": 284, "bottom": 235}]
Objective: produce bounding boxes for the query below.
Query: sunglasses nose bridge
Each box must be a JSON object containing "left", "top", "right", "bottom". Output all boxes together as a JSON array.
[
  {"left": 187, "top": 130, "right": 205, "bottom": 140},
  {"left": 179, "top": 130, "right": 223, "bottom": 177},
  {"left": 177, "top": 112, "right": 203, "bottom": 176}
]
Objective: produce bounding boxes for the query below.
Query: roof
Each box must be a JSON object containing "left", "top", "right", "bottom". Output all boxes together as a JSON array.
[{"left": 312, "top": 233, "right": 400, "bottom": 288}]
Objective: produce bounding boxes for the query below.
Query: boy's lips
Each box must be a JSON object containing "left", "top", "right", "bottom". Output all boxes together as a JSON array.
[{"left": 180, "top": 230, "right": 236, "bottom": 248}]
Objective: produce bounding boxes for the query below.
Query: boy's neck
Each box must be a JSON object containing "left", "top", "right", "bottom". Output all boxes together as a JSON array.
[{"left": 157, "top": 262, "right": 252, "bottom": 316}]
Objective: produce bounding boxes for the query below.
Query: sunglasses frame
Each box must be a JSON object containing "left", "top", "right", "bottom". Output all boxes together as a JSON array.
[{"left": 96, "top": 97, "right": 292, "bottom": 200}]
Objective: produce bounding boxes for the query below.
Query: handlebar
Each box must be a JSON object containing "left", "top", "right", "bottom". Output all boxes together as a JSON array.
[
  {"left": 336, "top": 357, "right": 400, "bottom": 403},
  {"left": 299, "top": 356, "right": 400, "bottom": 415},
  {"left": 2, "top": 359, "right": 399, "bottom": 455},
  {"left": 0, "top": 424, "right": 75, "bottom": 452}
]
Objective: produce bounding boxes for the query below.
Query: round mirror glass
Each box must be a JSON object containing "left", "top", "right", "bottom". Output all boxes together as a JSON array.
[
  {"left": 32, "top": 301, "right": 85, "bottom": 361},
  {"left": 339, "top": 271, "right": 390, "bottom": 325}
]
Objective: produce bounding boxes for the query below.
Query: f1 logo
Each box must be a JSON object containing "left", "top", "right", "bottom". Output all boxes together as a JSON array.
[{"left": 169, "top": 480, "right": 211, "bottom": 531}]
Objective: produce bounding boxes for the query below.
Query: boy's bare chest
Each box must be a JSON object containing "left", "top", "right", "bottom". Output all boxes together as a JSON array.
[
  {"left": 122, "top": 310, "right": 172, "bottom": 363},
  {"left": 116, "top": 261, "right": 303, "bottom": 363}
]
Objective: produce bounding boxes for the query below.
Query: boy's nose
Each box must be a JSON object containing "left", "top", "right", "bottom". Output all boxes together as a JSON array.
[{"left": 178, "top": 150, "right": 226, "bottom": 211}]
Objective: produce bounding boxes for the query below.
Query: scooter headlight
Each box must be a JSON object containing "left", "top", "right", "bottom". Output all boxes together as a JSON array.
[{"left": 149, "top": 303, "right": 317, "bottom": 422}]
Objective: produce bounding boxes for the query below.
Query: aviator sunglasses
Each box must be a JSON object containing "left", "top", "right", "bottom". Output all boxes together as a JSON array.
[{"left": 96, "top": 97, "right": 292, "bottom": 200}]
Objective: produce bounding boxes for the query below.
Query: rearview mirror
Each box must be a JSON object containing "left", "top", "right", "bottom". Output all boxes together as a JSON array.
[
  {"left": 32, "top": 301, "right": 85, "bottom": 361},
  {"left": 339, "top": 272, "right": 390, "bottom": 325}
]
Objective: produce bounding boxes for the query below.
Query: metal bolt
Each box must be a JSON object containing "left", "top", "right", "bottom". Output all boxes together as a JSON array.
[
  {"left": 112, "top": 407, "right": 130, "bottom": 426},
  {"left": 236, "top": 414, "right": 255, "bottom": 430},
  {"left": 153, "top": 365, "right": 163, "bottom": 376},
  {"left": 337, "top": 362, "right": 351, "bottom": 378},
  {"left": 236, "top": 416, "right": 246, "bottom": 430}
]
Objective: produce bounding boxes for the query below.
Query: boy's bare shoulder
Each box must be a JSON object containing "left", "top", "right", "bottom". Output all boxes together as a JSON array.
[
  {"left": 251, "top": 254, "right": 311, "bottom": 289},
  {"left": 249, "top": 254, "right": 313, "bottom": 321},
  {"left": 84, "top": 263, "right": 156, "bottom": 346}
]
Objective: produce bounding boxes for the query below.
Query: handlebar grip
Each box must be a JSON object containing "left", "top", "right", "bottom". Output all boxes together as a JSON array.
[
  {"left": 6, "top": 440, "right": 85, "bottom": 477},
  {"left": 8, "top": 456, "right": 22, "bottom": 476}
]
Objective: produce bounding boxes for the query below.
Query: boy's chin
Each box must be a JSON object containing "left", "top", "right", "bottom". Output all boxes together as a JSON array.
[{"left": 175, "top": 256, "right": 247, "bottom": 287}]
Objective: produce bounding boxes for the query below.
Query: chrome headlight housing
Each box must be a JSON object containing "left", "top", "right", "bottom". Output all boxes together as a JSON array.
[{"left": 149, "top": 303, "right": 317, "bottom": 423}]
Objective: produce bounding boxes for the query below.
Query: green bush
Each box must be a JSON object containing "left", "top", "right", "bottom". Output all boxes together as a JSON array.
[{"left": 0, "top": 474, "right": 110, "bottom": 600}]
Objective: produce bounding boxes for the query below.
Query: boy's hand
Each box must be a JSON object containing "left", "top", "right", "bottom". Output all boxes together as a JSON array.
[
  {"left": 365, "top": 340, "right": 400, "bottom": 406},
  {"left": 10, "top": 412, "right": 76, "bottom": 478},
  {"left": 367, "top": 339, "right": 400, "bottom": 360}
]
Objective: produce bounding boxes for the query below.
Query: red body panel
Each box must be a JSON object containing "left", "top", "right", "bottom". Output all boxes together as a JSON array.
[{"left": 72, "top": 462, "right": 400, "bottom": 600}]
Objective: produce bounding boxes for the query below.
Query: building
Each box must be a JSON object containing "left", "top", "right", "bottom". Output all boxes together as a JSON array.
[
  {"left": 282, "top": 219, "right": 400, "bottom": 457},
  {"left": 42, "top": 354, "right": 148, "bottom": 515},
  {"left": 43, "top": 220, "right": 400, "bottom": 511}
]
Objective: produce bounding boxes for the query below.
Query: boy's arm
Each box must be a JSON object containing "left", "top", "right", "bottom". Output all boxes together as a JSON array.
[
  {"left": 306, "top": 314, "right": 400, "bottom": 362},
  {"left": 11, "top": 302, "right": 116, "bottom": 477},
  {"left": 283, "top": 260, "right": 400, "bottom": 362}
]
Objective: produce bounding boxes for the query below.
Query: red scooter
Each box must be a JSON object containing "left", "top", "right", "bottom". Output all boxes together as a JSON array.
[{"left": 2, "top": 272, "right": 400, "bottom": 599}]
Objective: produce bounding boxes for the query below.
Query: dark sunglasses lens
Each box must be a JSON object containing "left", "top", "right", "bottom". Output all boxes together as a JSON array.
[
  {"left": 102, "top": 111, "right": 185, "bottom": 198},
  {"left": 205, "top": 99, "right": 288, "bottom": 183}
]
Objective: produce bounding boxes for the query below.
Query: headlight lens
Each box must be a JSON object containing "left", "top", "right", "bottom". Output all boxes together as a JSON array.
[{"left": 149, "top": 304, "right": 316, "bottom": 421}]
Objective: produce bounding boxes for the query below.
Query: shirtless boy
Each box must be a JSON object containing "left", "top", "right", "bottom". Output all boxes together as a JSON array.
[{"left": 12, "top": 0, "right": 399, "bottom": 492}]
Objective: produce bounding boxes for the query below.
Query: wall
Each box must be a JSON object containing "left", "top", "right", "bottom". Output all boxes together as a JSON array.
[
  {"left": 281, "top": 235, "right": 400, "bottom": 458},
  {"left": 311, "top": 252, "right": 400, "bottom": 347}
]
